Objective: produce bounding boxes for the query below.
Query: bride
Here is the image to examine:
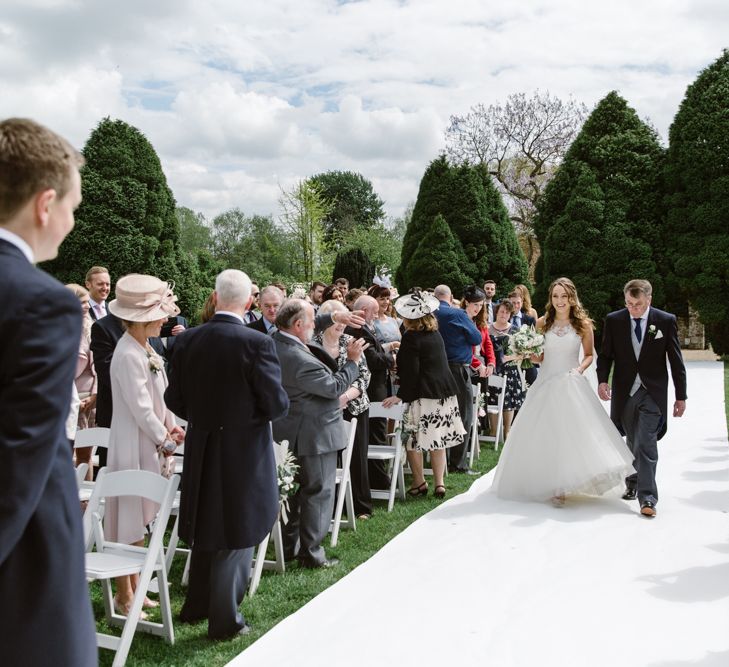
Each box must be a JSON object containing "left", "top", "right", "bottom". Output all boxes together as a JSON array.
[{"left": 491, "top": 277, "right": 634, "bottom": 505}]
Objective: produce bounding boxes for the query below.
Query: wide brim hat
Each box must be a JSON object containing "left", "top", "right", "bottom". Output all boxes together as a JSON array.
[
  {"left": 108, "top": 274, "right": 180, "bottom": 322},
  {"left": 394, "top": 290, "right": 440, "bottom": 320}
]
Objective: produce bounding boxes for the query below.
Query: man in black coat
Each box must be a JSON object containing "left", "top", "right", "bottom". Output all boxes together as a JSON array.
[
  {"left": 597, "top": 279, "right": 687, "bottom": 518},
  {"left": 0, "top": 118, "right": 96, "bottom": 666},
  {"left": 165, "top": 269, "right": 289, "bottom": 639},
  {"left": 509, "top": 290, "right": 538, "bottom": 387}
]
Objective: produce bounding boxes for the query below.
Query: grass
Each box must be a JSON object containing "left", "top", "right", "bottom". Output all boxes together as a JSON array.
[{"left": 96, "top": 446, "right": 502, "bottom": 666}]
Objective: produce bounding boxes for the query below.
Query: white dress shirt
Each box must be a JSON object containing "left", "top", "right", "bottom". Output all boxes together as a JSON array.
[{"left": 0, "top": 227, "right": 34, "bottom": 263}]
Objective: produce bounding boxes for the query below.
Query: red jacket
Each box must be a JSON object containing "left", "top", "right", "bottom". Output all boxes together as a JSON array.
[{"left": 471, "top": 326, "right": 496, "bottom": 369}]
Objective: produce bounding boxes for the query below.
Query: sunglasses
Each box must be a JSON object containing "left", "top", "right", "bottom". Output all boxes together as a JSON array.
[{"left": 253, "top": 292, "right": 260, "bottom": 298}]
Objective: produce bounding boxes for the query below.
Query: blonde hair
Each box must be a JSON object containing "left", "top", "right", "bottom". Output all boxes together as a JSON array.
[
  {"left": 514, "top": 284, "right": 533, "bottom": 312},
  {"left": 543, "top": 277, "right": 593, "bottom": 336},
  {"left": 318, "top": 299, "right": 346, "bottom": 316},
  {"left": 0, "top": 118, "right": 83, "bottom": 224},
  {"left": 403, "top": 314, "right": 438, "bottom": 332},
  {"left": 65, "top": 283, "right": 91, "bottom": 340}
]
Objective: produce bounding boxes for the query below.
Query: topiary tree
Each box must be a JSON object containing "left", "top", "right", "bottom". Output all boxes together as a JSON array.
[
  {"left": 406, "top": 214, "right": 469, "bottom": 292},
  {"left": 664, "top": 50, "right": 729, "bottom": 354},
  {"left": 332, "top": 247, "right": 374, "bottom": 288},
  {"left": 42, "top": 117, "right": 206, "bottom": 317},
  {"left": 535, "top": 92, "right": 667, "bottom": 330}
]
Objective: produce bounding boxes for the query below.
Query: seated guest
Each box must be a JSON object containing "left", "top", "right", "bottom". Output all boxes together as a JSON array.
[
  {"left": 65, "top": 283, "right": 97, "bottom": 479},
  {"left": 105, "top": 274, "right": 185, "bottom": 616},
  {"left": 248, "top": 285, "right": 283, "bottom": 334},
  {"left": 333, "top": 277, "right": 349, "bottom": 300},
  {"left": 321, "top": 283, "right": 345, "bottom": 304},
  {"left": 384, "top": 291, "right": 465, "bottom": 499},
  {"left": 488, "top": 300, "right": 525, "bottom": 439},
  {"left": 272, "top": 300, "right": 365, "bottom": 568},
  {"left": 315, "top": 300, "right": 372, "bottom": 519}
]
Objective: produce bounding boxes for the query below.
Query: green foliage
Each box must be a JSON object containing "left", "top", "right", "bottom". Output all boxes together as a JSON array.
[
  {"left": 397, "top": 156, "right": 529, "bottom": 295},
  {"left": 534, "top": 92, "right": 667, "bottom": 328},
  {"left": 664, "top": 50, "right": 729, "bottom": 353},
  {"left": 308, "top": 170, "right": 385, "bottom": 244},
  {"left": 176, "top": 206, "right": 213, "bottom": 255},
  {"left": 42, "top": 118, "right": 208, "bottom": 318},
  {"left": 406, "top": 214, "right": 469, "bottom": 291},
  {"left": 332, "top": 247, "right": 374, "bottom": 288}
]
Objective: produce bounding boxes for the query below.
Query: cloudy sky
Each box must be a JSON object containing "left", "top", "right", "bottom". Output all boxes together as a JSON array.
[{"left": 1, "top": 0, "right": 727, "bottom": 221}]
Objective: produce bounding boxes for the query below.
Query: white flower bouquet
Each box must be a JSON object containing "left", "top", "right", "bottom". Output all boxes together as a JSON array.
[
  {"left": 277, "top": 450, "right": 300, "bottom": 523},
  {"left": 507, "top": 325, "right": 545, "bottom": 370}
]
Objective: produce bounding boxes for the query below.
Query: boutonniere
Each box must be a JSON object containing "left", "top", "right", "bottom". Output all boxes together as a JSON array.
[
  {"left": 647, "top": 325, "right": 663, "bottom": 340},
  {"left": 147, "top": 350, "right": 163, "bottom": 374}
]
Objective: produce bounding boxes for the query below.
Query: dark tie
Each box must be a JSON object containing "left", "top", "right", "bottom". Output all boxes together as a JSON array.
[{"left": 634, "top": 318, "right": 642, "bottom": 342}]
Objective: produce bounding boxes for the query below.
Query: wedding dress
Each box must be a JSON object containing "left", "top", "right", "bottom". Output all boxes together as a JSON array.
[{"left": 491, "top": 323, "right": 634, "bottom": 501}]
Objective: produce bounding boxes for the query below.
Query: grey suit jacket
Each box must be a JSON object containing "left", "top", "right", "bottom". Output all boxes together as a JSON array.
[{"left": 272, "top": 332, "right": 359, "bottom": 456}]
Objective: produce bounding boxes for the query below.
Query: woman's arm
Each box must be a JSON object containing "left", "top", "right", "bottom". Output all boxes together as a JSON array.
[{"left": 576, "top": 327, "right": 595, "bottom": 374}]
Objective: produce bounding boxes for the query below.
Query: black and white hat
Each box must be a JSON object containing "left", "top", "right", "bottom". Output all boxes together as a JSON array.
[{"left": 394, "top": 290, "right": 440, "bottom": 320}]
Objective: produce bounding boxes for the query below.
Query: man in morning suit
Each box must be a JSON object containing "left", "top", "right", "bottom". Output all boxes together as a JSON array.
[
  {"left": 0, "top": 118, "right": 96, "bottom": 665},
  {"left": 85, "top": 264, "right": 111, "bottom": 320},
  {"left": 509, "top": 290, "right": 538, "bottom": 386},
  {"left": 165, "top": 269, "right": 289, "bottom": 638},
  {"left": 272, "top": 299, "right": 366, "bottom": 568},
  {"left": 597, "top": 279, "right": 687, "bottom": 518}
]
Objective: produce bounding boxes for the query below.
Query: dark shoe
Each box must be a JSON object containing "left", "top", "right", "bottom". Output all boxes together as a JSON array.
[
  {"left": 454, "top": 468, "right": 479, "bottom": 476},
  {"left": 434, "top": 485, "right": 446, "bottom": 499},
  {"left": 407, "top": 482, "right": 428, "bottom": 497},
  {"left": 300, "top": 557, "right": 340, "bottom": 569},
  {"left": 640, "top": 500, "right": 657, "bottom": 518},
  {"left": 209, "top": 624, "right": 251, "bottom": 640},
  {"left": 622, "top": 487, "right": 637, "bottom": 501},
  {"left": 179, "top": 610, "right": 207, "bottom": 624}
]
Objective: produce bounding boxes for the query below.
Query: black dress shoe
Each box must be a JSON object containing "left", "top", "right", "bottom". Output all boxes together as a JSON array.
[
  {"left": 453, "top": 467, "right": 479, "bottom": 476},
  {"left": 640, "top": 500, "right": 657, "bottom": 518},
  {"left": 209, "top": 624, "right": 251, "bottom": 640},
  {"left": 300, "top": 557, "right": 340, "bottom": 569},
  {"left": 622, "top": 487, "right": 637, "bottom": 501}
]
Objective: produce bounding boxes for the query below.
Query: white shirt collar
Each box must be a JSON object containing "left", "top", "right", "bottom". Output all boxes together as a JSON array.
[
  {"left": 0, "top": 228, "right": 34, "bottom": 263},
  {"left": 279, "top": 330, "right": 308, "bottom": 348},
  {"left": 634, "top": 308, "right": 650, "bottom": 323},
  {"left": 215, "top": 310, "right": 245, "bottom": 324}
]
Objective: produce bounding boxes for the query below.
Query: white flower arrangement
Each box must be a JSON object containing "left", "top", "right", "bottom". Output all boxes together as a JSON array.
[
  {"left": 147, "top": 350, "right": 164, "bottom": 374},
  {"left": 507, "top": 325, "right": 545, "bottom": 370},
  {"left": 277, "top": 450, "right": 300, "bottom": 523}
]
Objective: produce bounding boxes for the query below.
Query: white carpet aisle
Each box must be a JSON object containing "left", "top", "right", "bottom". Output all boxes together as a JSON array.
[{"left": 229, "top": 362, "right": 729, "bottom": 667}]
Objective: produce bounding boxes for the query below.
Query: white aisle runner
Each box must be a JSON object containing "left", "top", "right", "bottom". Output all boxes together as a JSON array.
[{"left": 230, "top": 362, "right": 729, "bottom": 667}]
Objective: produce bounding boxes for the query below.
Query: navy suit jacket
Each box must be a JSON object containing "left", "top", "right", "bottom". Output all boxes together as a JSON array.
[
  {"left": 165, "top": 314, "right": 289, "bottom": 549},
  {"left": 597, "top": 307, "right": 687, "bottom": 440},
  {"left": 0, "top": 240, "right": 96, "bottom": 666},
  {"left": 246, "top": 317, "right": 271, "bottom": 335}
]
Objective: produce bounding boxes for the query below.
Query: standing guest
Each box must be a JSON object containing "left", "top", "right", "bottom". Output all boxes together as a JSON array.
[
  {"left": 308, "top": 281, "right": 326, "bottom": 309},
  {"left": 200, "top": 291, "right": 216, "bottom": 323},
  {"left": 346, "top": 295, "right": 398, "bottom": 490},
  {"left": 243, "top": 283, "right": 260, "bottom": 324},
  {"left": 383, "top": 291, "right": 465, "bottom": 499},
  {"left": 166, "top": 269, "right": 289, "bottom": 638},
  {"left": 315, "top": 300, "right": 373, "bottom": 519},
  {"left": 483, "top": 279, "right": 498, "bottom": 324},
  {"left": 105, "top": 274, "right": 184, "bottom": 616},
  {"left": 514, "top": 284, "right": 538, "bottom": 321},
  {"left": 459, "top": 285, "right": 496, "bottom": 380},
  {"left": 322, "top": 284, "right": 345, "bottom": 304},
  {"left": 433, "top": 284, "right": 482, "bottom": 473},
  {"left": 334, "top": 277, "right": 349, "bottom": 300},
  {"left": 597, "top": 279, "right": 687, "bottom": 517},
  {"left": 248, "top": 285, "right": 284, "bottom": 334},
  {"left": 488, "top": 300, "right": 526, "bottom": 439},
  {"left": 367, "top": 284, "right": 401, "bottom": 346},
  {"left": 0, "top": 117, "right": 96, "bottom": 666},
  {"left": 344, "top": 287, "right": 364, "bottom": 311},
  {"left": 272, "top": 300, "right": 365, "bottom": 568},
  {"left": 65, "top": 283, "right": 97, "bottom": 479},
  {"left": 85, "top": 264, "right": 111, "bottom": 320},
  {"left": 272, "top": 281, "right": 287, "bottom": 297},
  {"left": 509, "top": 290, "right": 538, "bottom": 386}
]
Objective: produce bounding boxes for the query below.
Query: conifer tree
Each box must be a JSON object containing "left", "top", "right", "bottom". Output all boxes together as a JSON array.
[{"left": 664, "top": 50, "right": 729, "bottom": 353}]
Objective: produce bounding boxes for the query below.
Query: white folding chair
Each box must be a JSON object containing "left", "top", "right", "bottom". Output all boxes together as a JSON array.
[
  {"left": 480, "top": 374, "right": 506, "bottom": 451},
  {"left": 330, "top": 418, "right": 358, "bottom": 547},
  {"left": 75, "top": 463, "right": 90, "bottom": 488},
  {"left": 368, "top": 402, "right": 407, "bottom": 511},
  {"left": 467, "top": 382, "right": 482, "bottom": 468},
  {"left": 248, "top": 439, "right": 289, "bottom": 596},
  {"left": 75, "top": 427, "right": 110, "bottom": 501},
  {"left": 84, "top": 468, "right": 179, "bottom": 667}
]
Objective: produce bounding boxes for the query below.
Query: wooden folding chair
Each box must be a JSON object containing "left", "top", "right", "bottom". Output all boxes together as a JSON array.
[
  {"left": 480, "top": 374, "right": 506, "bottom": 451},
  {"left": 368, "top": 402, "right": 407, "bottom": 511},
  {"left": 330, "top": 418, "right": 358, "bottom": 547},
  {"left": 84, "top": 469, "right": 179, "bottom": 667}
]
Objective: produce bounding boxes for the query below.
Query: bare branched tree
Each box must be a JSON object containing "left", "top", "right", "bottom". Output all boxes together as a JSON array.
[{"left": 446, "top": 91, "right": 588, "bottom": 236}]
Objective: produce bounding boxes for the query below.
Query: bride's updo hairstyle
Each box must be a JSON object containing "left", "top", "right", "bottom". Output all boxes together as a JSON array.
[{"left": 543, "top": 277, "right": 593, "bottom": 336}]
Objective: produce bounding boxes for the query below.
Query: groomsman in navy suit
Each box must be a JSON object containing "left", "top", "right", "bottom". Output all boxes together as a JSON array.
[
  {"left": 597, "top": 279, "right": 687, "bottom": 518},
  {"left": 0, "top": 118, "right": 96, "bottom": 665}
]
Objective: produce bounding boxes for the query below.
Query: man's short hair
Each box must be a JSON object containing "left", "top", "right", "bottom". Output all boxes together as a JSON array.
[
  {"left": 310, "top": 281, "right": 326, "bottom": 292},
  {"left": 0, "top": 118, "right": 84, "bottom": 225},
  {"left": 353, "top": 295, "right": 376, "bottom": 312},
  {"left": 334, "top": 277, "right": 349, "bottom": 287},
  {"left": 85, "top": 266, "right": 110, "bottom": 283},
  {"left": 215, "top": 269, "right": 251, "bottom": 307},
  {"left": 276, "top": 298, "right": 309, "bottom": 330},
  {"left": 624, "top": 279, "right": 652, "bottom": 298},
  {"left": 483, "top": 280, "right": 496, "bottom": 287},
  {"left": 508, "top": 290, "right": 521, "bottom": 299},
  {"left": 260, "top": 285, "right": 283, "bottom": 302},
  {"left": 433, "top": 285, "right": 451, "bottom": 300}
]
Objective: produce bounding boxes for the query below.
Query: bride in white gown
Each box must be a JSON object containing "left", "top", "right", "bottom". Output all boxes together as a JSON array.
[{"left": 491, "top": 278, "right": 634, "bottom": 504}]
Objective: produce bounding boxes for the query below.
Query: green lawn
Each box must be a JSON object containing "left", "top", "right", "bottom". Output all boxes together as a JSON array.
[{"left": 96, "top": 446, "right": 502, "bottom": 666}]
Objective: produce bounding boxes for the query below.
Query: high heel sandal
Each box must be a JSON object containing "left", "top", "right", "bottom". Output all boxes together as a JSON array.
[
  {"left": 434, "top": 485, "right": 446, "bottom": 499},
  {"left": 407, "top": 482, "right": 428, "bottom": 497}
]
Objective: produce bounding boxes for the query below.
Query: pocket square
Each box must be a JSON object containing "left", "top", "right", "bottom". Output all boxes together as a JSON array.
[{"left": 655, "top": 329, "right": 664, "bottom": 340}]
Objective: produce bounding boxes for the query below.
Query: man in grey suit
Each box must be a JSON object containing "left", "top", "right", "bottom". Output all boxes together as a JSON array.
[{"left": 272, "top": 299, "right": 366, "bottom": 568}]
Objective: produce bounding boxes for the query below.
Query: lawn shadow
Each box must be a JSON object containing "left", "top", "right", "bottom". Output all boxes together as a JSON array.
[
  {"left": 648, "top": 649, "right": 729, "bottom": 667},
  {"left": 637, "top": 561, "right": 729, "bottom": 603},
  {"left": 682, "top": 467, "right": 729, "bottom": 482}
]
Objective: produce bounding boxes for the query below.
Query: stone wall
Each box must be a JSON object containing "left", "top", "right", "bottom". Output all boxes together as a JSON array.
[{"left": 677, "top": 304, "right": 705, "bottom": 350}]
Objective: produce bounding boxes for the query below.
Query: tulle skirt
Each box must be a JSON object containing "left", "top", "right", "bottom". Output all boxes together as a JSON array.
[{"left": 491, "top": 369, "right": 634, "bottom": 502}]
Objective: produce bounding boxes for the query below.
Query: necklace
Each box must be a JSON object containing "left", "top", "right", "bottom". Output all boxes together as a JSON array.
[{"left": 552, "top": 321, "right": 573, "bottom": 337}]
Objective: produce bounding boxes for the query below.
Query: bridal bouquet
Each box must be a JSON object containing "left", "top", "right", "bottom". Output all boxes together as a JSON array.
[
  {"left": 277, "top": 449, "right": 300, "bottom": 524},
  {"left": 507, "top": 325, "right": 545, "bottom": 370}
]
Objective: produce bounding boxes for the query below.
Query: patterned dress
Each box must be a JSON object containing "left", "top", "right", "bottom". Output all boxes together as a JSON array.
[{"left": 487, "top": 324, "right": 526, "bottom": 411}]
